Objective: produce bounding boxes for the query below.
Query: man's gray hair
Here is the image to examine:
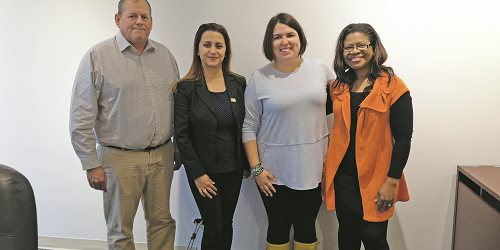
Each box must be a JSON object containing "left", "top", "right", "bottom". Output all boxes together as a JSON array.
[{"left": 118, "top": 0, "right": 152, "bottom": 15}]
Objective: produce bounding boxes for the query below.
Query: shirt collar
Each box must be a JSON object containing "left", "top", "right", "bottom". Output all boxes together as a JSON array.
[{"left": 116, "top": 31, "right": 157, "bottom": 53}]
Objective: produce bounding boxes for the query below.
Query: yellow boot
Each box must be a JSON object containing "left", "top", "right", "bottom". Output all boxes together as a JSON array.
[
  {"left": 266, "top": 241, "right": 291, "bottom": 250},
  {"left": 293, "top": 240, "right": 319, "bottom": 250}
]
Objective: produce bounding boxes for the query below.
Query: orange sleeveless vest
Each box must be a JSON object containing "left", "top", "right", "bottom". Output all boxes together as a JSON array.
[{"left": 322, "top": 74, "right": 410, "bottom": 222}]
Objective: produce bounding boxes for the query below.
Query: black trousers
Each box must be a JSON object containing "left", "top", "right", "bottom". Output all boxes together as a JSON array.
[
  {"left": 188, "top": 169, "right": 243, "bottom": 250},
  {"left": 336, "top": 209, "right": 390, "bottom": 250},
  {"left": 259, "top": 183, "right": 322, "bottom": 244}
]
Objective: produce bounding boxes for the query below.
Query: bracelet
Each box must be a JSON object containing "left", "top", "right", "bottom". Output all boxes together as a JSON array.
[{"left": 251, "top": 164, "right": 264, "bottom": 176}]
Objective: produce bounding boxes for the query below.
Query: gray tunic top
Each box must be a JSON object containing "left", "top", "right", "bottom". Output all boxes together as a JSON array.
[{"left": 242, "top": 58, "right": 335, "bottom": 190}]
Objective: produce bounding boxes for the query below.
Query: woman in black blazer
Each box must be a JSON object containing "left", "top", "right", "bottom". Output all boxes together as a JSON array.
[{"left": 173, "top": 23, "right": 249, "bottom": 250}]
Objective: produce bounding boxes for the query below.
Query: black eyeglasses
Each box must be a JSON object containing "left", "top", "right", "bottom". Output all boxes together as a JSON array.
[{"left": 342, "top": 44, "right": 372, "bottom": 52}]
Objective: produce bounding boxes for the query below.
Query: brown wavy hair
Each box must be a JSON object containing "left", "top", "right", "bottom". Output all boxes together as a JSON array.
[
  {"left": 332, "top": 23, "right": 394, "bottom": 92},
  {"left": 173, "top": 23, "right": 239, "bottom": 89}
]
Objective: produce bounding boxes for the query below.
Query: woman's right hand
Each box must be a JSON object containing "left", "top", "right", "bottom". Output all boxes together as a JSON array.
[
  {"left": 194, "top": 174, "right": 217, "bottom": 199},
  {"left": 255, "top": 169, "right": 277, "bottom": 197}
]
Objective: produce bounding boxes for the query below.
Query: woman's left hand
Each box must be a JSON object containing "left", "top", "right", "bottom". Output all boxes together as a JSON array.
[{"left": 375, "top": 177, "right": 399, "bottom": 214}]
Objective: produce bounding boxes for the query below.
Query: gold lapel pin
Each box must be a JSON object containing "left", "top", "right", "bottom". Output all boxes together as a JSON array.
[{"left": 230, "top": 98, "right": 236, "bottom": 103}]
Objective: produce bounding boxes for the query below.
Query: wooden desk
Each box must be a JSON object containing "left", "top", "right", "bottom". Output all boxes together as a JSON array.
[{"left": 452, "top": 166, "right": 500, "bottom": 250}]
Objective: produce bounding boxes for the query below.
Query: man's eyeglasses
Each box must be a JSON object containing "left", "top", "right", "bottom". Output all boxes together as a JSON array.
[{"left": 342, "top": 44, "right": 372, "bottom": 52}]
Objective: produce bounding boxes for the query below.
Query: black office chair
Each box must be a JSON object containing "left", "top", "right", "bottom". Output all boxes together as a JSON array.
[{"left": 0, "top": 164, "right": 38, "bottom": 249}]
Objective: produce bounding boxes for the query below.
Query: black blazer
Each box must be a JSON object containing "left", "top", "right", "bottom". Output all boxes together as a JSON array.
[{"left": 174, "top": 73, "right": 250, "bottom": 180}]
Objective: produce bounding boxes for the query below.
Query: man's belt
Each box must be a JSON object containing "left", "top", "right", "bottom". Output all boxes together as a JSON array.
[{"left": 105, "top": 138, "right": 170, "bottom": 152}]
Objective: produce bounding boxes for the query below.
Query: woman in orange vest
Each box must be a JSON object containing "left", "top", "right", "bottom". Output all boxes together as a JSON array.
[{"left": 323, "top": 23, "right": 413, "bottom": 250}]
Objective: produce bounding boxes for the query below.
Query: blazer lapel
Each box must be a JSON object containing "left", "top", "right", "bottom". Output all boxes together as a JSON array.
[
  {"left": 194, "top": 77, "right": 217, "bottom": 115},
  {"left": 224, "top": 74, "right": 241, "bottom": 121}
]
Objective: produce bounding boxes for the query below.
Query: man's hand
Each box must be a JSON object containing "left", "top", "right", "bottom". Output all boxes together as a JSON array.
[
  {"left": 86, "top": 167, "right": 107, "bottom": 193},
  {"left": 174, "top": 152, "right": 182, "bottom": 171}
]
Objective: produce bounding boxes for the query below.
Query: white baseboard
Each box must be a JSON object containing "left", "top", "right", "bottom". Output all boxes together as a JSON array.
[{"left": 38, "top": 236, "right": 195, "bottom": 250}]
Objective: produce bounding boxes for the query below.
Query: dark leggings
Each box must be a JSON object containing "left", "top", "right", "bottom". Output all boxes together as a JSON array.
[
  {"left": 336, "top": 209, "right": 390, "bottom": 250},
  {"left": 188, "top": 169, "right": 243, "bottom": 250},
  {"left": 259, "top": 184, "right": 322, "bottom": 244}
]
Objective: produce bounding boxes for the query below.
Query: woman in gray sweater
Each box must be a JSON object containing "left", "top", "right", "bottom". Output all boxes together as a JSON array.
[{"left": 242, "top": 13, "right": 335, "bottom": 250}]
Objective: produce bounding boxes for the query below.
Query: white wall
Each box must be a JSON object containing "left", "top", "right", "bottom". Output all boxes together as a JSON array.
[{"left": 1, "top": 0, "right": 499, "bottom": 249}]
